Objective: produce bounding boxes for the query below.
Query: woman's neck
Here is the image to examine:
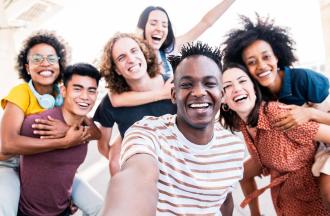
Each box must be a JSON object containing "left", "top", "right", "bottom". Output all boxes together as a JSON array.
[
  {"left": 268, "top": 69, "right": 284, "bottom": 96},
  {"left": 34, "top": 83, "right": 54, "bottom": 95}
]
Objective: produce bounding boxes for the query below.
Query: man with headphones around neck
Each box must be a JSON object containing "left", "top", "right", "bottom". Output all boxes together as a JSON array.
[{"left": 17, "top": 63, "right": 101, "bottom": 216}]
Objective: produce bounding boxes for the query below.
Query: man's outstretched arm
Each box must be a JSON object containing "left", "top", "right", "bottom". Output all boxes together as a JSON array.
[{"left": 101, "top": 154, "right": 159, "bottom": 216}]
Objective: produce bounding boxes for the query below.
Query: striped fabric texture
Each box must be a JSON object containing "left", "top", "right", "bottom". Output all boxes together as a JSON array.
[{"left": 121, "top": 114, "right": 245, "bottom": 215}]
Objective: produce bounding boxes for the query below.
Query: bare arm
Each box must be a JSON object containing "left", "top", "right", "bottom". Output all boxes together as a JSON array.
[
  {"left": 220, "top": 192, "right": 233, "bottom": 216},
  {"left": 108, "top": 134, "right": 122, "bottom": 176},
  {"left": 308, "top": 95, "right": 330, "bottom": 125},
  {"left": 110, "top": 77, "right": 173, "bottom": 107},
  {"left": 1, "top": 102, "right": 88, "bottom": 155},
  {"left": 314, "top": 123, "right": 330, "bottom": 144},
  {"left": 82, "top": 117, "right": 101, "bottom": 140},
  {"left": 175, "top": 0, "right": 235, "bottom": 52},
  {"left": 274, "top": 95, "right": 330, "bottom": 130},
  {"left": 240, "top": 158, "right": 263, "bottom": 216},
  {"left": 97, "top": 126, "right": 112, "bottom": 159},
  {"left": 101, "top": 154, "right": 159, "bottom": 215}
]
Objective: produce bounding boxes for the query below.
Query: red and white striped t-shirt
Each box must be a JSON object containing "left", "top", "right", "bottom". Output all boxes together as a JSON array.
[{"left": 121, "top": 114, "right": 245, "bottom": 215}]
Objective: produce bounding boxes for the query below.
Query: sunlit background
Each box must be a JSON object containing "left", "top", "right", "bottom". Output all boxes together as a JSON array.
[
  {"left": 1, "top": 1, "right": 330, "bottom": 215},
  {"left": 1, "top": 0, "right": 330, "bottom": 100}
]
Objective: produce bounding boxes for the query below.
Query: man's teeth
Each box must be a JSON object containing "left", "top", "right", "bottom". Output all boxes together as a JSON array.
[
  {"left": 39, "top": 71, "right": 52, "bottom": 77},
  {"left": 77, "top": 102, "right": 89, "bottom": 108},
  {"left": 189, "top": 103, "right": 209, "bottom": 108},
  {"left": 128, "top": 65, "right": 139, "bottom": 72},
  {"left": 258, "top": 71, "right": 271, "bottom": 78},
  {"left": 233, "top": 95, "right": 247, "bottom": 102}
]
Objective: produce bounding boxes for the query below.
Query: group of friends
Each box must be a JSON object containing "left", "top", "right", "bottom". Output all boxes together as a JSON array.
[{"left": 0, "top": 0, "right": 329, "bottom": 215}]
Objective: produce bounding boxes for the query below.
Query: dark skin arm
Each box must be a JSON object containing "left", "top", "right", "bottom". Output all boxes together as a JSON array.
[
  {"left": 220, "top": 192, "right": 234, "bottom": 216},
  {"left": 1, "top": 102, "right": 89, "bottom": 155},
  {"left": 32, "top": 116, "right": 100, "bottom": 140}
]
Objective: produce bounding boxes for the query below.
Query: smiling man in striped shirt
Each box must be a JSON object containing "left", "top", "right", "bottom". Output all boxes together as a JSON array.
[{"left": 101, "top": 42, "right": 245, "bottom": 216}]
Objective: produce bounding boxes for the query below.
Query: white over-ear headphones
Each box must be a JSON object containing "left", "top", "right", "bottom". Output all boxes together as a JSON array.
[{"left": 28, "top": 80, "right": 63, "bottom": 109}]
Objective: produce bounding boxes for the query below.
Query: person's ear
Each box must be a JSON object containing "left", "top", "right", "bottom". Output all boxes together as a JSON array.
[
  {"left": 25, "top": 64, "right": 30, "bottom": 75},
  {"left": 171, "top": 87, "right": 176, "bottom": 104},
  {"left": 60, "top": 85, "right": 67, "bottom": 98}
]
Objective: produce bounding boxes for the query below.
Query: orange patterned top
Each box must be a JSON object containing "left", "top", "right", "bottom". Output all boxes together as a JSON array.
[{"left": 240, "top": 101, "right": 329, "bottom": 216}]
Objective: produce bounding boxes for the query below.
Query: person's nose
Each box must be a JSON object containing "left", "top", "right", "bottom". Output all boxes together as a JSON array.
[{"left": 191, "top": 84, "right": 206, "bottom": 97}]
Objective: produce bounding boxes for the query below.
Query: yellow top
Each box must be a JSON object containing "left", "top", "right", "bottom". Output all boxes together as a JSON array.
[{"left": 1, "top": 83, "right": 44, "bottom": 115}]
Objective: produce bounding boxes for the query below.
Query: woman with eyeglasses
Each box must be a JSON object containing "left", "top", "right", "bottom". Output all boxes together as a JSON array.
[{"left": 0, "top": 31, "right": 102, "bottom": 216}]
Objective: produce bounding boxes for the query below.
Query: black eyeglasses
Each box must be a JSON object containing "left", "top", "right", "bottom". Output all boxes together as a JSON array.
[{"left": 28, "top": 54, "right": 60, "bottom": 65}]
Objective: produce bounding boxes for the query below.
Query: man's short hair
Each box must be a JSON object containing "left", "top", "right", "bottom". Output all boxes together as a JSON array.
[
  {"left": 168, "top": 42, "right": 222, "bottom": 74},
  {"left": 63, "top": 63, "right": 101, "bottom": 86}
]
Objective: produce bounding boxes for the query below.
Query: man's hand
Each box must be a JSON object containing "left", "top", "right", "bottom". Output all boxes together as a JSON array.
[
  {"left": 273, "top": 104, "right": 312, "bottom": 130},
  {"left": 61, "top": 124, "right": 90, "bottom": 148},
  {"left": 32, "top": 116, "right": 69, "bottom": 139}
]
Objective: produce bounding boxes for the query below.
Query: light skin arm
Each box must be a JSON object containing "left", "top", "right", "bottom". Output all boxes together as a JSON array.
[
  {"left": 97, "top": 126, "right": 123, "bottom": 176},
  {"left": 101, "top": 154, "right": 159, "bottom": 216},
  {"left": 240, "top": 158, "right": 263, "bottom": 216},
  {"left": 314, "top": 123, "right": 330, "bottom": 144},
  {"left": 175, "top": 0, "right": 235, "bottom": 52},
  {"left": 1, "top": 102, "right": 88, "bottom": 155},
  {"left": 110, "top": 77, "right": 173, "bottom": 107},
  {"left": 108, "top": 134, "right": 122, "bottom": 176},
  {"left": 97, "top": 126, "right": 112, "bottom": 159}
]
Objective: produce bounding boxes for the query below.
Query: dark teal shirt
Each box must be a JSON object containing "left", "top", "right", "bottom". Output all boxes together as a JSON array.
[{"left": 278, "top": 67, "right": 329, "bottom": 105}]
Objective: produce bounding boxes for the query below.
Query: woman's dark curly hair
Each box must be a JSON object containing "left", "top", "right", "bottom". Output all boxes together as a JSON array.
[
  {"left": 219, "top": 63, "right": 264, "bottom": 133},
  {"left": 99, "top": 32, "right": 159, "bottom": 94},
  {"left": 137, "top": 6, "right": 175, "bottom": 53},
  {"left": 221, "top": 14, "right": 297, "bottom": 70},
  {"left": 16, "top": 30, "right": 70, "bottom": 83}
]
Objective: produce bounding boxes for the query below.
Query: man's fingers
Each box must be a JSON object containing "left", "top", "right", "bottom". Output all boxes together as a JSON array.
[
  {"left": 40, "top": 135, "right": 57, "bottom": 139},
  {"left": 34, "top": 118, "right": 53, "bottom": 126},
  {"left": 33, "top": 129, "right": 55, "bottom": 135},
  {"left": 32, "top": 123, "right": 53, "bottom": 130},
  {"left": 47, "top": 115, "right": 56, "bottom": 121}
]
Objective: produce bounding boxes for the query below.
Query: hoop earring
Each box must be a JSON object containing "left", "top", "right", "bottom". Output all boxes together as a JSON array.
[{"left": 221, "top": 103, "right": 230, "bottom": 112}]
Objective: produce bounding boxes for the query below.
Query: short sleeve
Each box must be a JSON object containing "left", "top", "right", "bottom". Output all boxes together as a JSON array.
[
  {"left": 304, "top": 69, "right": 329, "bottom": 103},
  {"left": 93, "top": 95, "right": 115, "bottom": 128},
  {"left": 1, "top": 84, "right": 31, "bottom": 112},
  {"left": 120, "top": 123, "right": 158, "bottom": 168}
]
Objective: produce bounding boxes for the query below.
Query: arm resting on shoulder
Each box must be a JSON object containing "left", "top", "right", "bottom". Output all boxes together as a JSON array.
[
  {"left": 314, "top": 123, "right": 330, "bottom": 144},
  {"left": 110, "top": 78, "right": 173, "bottom": 107},
  {"left": 1, "top": 103, "right": 86, "bottom": 155},
  {"left": 101, "top": 154, "right": 159, "bottom": 216},
  {"left": 309, "top": 95, "right": 330, "bottom": 125}
]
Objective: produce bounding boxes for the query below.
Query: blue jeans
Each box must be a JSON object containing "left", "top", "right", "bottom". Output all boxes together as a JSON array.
[{"left": 0, "top": 159, "right": 103, "bottom": 216}]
